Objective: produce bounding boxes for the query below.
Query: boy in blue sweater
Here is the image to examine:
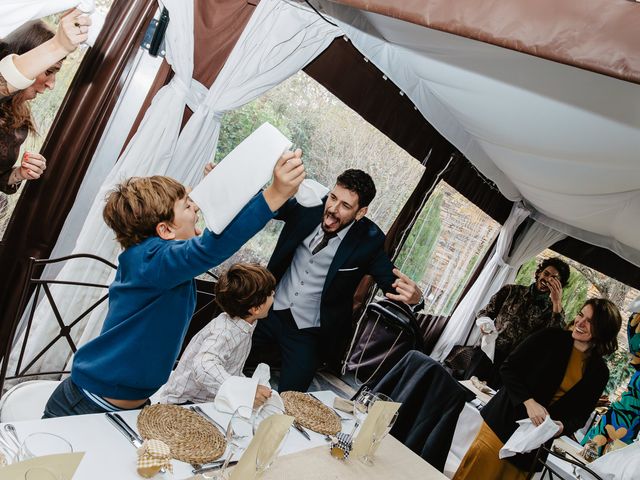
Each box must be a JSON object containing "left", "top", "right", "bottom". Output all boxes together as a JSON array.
[{"left": 43, "top": 151, "right": 304, "bottom": 417}]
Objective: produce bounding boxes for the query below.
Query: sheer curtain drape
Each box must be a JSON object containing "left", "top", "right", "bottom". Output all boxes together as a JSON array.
[
  {"left": 430, "top": 211, "right": 567, "bottom": 361},
  {"left": 0, "top": 1, "right": 93, "bottom": 36},
  {"left": 9, "top": 0, "right": 339, "bottom": 379},
  {"left": 430, "top": 203, "right": 530, "bottom": 361}
]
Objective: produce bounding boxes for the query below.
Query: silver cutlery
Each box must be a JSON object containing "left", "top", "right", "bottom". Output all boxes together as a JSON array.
[
  {"left": 105, "top": 412, "right": 142, "bottom": 448},
  {"left": 0, "top": 430, "right": 17, "bottom": 459},
  {"left": 292, "top": 421, "right": 311, "bottom": 441},
  {"left": 3, "top": 424, "right": 21, "bottom": 451},
  {"left": 192, "top": 459, "right": 238, "bottom": 475},
  {"left": 189, "top": 405, "right": 227, "bottom": 436},
  {"left": 308, "top": 393, "right": 352, "bottom": 422}
]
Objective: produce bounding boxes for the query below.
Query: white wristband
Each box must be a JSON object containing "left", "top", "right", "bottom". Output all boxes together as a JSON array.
[{"left": 0, "top": 54, "right": 35, "bottom": 90}]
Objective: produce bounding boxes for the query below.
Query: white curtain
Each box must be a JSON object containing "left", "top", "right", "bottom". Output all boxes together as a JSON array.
[
  {"left": 430, "top": 203, "right": 530, "bottom": 361},
  {"left": 0, "top": 1, "right": 94, "bottom": 37},
  {"left": 9, "top": 0, "right": 340, "bottom": 379}
]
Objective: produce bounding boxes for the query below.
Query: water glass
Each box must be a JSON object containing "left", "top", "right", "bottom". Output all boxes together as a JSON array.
[
  {"left": 353, "top": 389, "right": 378, "bottom": 424},
  {"left": 17, "top": 433, "right": 73, "bottom": 462},
  {"left": 206, "top": 406, "right": 254, "bottom": 480},
  {"left": 254, "top": 420, "right": 288, "bottom": 476},
  {"left": 358, "top": 392, "right": 397, "bottom": 466},
  {"left": 252, "top": 403, "right": 285, "bottom": 435}
]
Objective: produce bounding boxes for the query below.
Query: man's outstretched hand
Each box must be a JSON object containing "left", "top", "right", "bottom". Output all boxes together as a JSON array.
[{"left": 385, "top": 268, "right": 422, "bottom": 305}]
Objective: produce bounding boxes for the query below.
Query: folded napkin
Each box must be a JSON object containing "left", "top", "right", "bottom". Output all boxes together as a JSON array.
[
  {"left": 352, "top": 400, "right": 401, "bottom": 458},
  {"left": 499, "top": 416, "right": 560, "bottom": 459},
  {"left": 470, "top": 376, "right": 495, "bottom": 395},
  {"left": 229, "top": 413, "right": 294, "bottom": 480},
  {"left": 476, "top": 317, "right": 498, "bottom": 361},
  {"left": 577, "top": 440, "right": 640, "bottom": 480},
  {"left": 214, "top": 363, "right": 284, "bottom": 414},
  {"left": 189, "top": 122, "right": 327, "bottom": 234},
  {"left": 0, "top": 452, "right": 85, "bottom": 479}
]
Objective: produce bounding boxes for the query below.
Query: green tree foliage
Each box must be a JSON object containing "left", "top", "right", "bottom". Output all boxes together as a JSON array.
[{"left": 395, "top": 191, "right": 442, "bottom": 282}]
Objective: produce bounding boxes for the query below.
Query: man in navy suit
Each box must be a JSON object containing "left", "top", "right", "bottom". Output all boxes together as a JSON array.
[{"left": 252, "top": 169, "right": 422, "bottom": 392}]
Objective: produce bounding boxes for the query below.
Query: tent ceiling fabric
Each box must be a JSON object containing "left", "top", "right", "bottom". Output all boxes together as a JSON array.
[
  {"left": 329, "top": 0, "right": 640, "bottom": 85},
  {"left": 319, "top": 1, "right": 640, "bottom": 266}
]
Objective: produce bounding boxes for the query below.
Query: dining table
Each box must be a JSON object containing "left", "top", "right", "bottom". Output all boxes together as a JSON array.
[{"left": 0, "top": 390, "right": 448, "bottom": 479}]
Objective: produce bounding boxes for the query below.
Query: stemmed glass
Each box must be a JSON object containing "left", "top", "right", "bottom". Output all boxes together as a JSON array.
[
  {"left": 252, "top": 403, "right": 287, "bottom": 476},
  {"left": 205, "top": 406, "right": 254, "bottom": 480},
  {"left": 17, "top": 433, "right": 73, "bottom": 462},
  {"left": 358, "top": 392, "right": 398, "bottom": 466},
  {"left": 351, "top": 389, "right": 378, "bottom": 436}
]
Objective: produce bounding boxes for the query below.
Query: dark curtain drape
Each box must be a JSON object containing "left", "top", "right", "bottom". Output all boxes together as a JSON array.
[
  {"left": 0, "top": 0, "right": 260, "bottom": 370},
  {"left": 0, "top": 0, "right": 158, "bottom": 370}
]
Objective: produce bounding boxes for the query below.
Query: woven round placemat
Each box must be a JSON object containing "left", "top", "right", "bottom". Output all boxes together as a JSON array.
[
  {"left": 137, "top": 404, "right": 226, "bottom": 464},
  {"left": 281, "top": 391, "right": 341, "bottom": 435}
]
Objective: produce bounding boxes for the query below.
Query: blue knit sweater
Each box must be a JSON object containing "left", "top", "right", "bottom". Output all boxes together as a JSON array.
[{"left": 71, "top": 194, "right": 274, "bottom": 400}]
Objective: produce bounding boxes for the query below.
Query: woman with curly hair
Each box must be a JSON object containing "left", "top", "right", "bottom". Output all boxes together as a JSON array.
[
  {"left": 0, "top": 11, "right": 88, "bottom": 194},
  {"left": 454, "top": 298, "right": 623, "bottom": 479}
]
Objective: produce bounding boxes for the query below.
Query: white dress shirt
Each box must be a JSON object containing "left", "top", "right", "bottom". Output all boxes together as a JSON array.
[{"left": 157, "top": 312, "right": 255, "bottom": 404}]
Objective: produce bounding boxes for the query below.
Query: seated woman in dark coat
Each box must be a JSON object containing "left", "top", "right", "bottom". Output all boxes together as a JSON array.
[{"left": 454, "top": 298, "right": 622, "bottom": 480}]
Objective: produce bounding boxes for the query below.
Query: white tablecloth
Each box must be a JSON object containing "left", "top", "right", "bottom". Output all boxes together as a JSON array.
[{"left": 0, "top": 391, "right": 348, "bottom": 479}]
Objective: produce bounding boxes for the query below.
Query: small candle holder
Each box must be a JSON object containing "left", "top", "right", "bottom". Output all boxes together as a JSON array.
[{"left": 329, "top": 432, "right": 353, "bottom": 460}]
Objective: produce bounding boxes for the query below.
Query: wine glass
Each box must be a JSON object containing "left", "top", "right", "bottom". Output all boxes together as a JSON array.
[
  {"left": 252, "top": 404, "right": 288, "bottom": 477},
  {"left": 353, "top": 389, "right": 378, "bottom": 423},
  {"left": 359, "top": 393, "right": 398, "bottom": 466},
  {"left": 17, "top": 433, "right": 73, "bottom": 461},
  {"left": 252, "top": 403, "right": 285, "bottom": 435},
  {"left": 205, "top": 406, "right": 254, "bottom": 480}
]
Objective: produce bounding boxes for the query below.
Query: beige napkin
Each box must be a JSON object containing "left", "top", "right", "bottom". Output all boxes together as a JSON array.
[
  {"left": 229, "top": 413, "right": 294, "bottom": 480},
  {"left": 189, "top": 122, "right": 327, "bottom": 234},
  {"left": 352, "top": 400, "right": 401, "bottom": 458},
  {"left": 0, "top": 452, "right": 84, "bottom": 480}
]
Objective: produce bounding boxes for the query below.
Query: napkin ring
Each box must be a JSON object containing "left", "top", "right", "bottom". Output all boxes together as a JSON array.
[
  {"left": 137, "top": 439, "right": 173, "bottom": 478},
  {"left": 330, "top": 432, "right": 352, "bottom": 460}
]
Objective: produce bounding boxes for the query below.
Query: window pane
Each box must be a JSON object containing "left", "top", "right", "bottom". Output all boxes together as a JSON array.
[
  {"left": 395, "top": 181, "right": 501, "bottom": 316},
  {"left": 209, "top": 71, "right": 424, "bottom": 274}
]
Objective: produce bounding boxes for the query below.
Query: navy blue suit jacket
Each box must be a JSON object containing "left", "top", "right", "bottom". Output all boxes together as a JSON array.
[{"left": 267, "top": 198, "right": 396, "bottom": 355}]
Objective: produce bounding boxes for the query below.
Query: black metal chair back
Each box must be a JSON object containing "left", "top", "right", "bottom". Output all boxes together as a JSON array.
[
  {"left": 527, "top": 445, "right": 604, "bottom": 480},
  {"left": 0, "top": 254, "right": 116, "bottom": 394}
]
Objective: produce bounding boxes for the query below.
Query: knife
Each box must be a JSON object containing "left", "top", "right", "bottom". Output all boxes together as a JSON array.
[
  {"left": 113, "top": 413, "right": 145, "bottom": 444},
  {"left": 189, "top": 405, "right": 227, "bottom": 435},
  {"left": 106, "top": 412, "right": 142, "bottom": 448},
  {"left": 192, "top": 460, "right": 238, "bottom": 475},
  {"left": 292, "top": 421, "right": 311, "bottom": 441}
]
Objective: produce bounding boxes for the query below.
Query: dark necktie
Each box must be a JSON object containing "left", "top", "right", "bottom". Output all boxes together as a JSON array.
[{"left": 312, "top": 232, "right": 337, "bottom": 255}]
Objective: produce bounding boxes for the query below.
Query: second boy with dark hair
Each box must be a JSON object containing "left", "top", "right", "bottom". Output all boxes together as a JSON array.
[{"left": 158, "top": 263, "right": 277, "bottom": 407}]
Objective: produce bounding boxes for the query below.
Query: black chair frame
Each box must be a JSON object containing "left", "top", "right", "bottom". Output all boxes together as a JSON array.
[
  {"left": 527, "top": 445, "right": 604, "bottom": 480},
  {"left": 0, "top": 254, "right": 116, "bottom": 394}
]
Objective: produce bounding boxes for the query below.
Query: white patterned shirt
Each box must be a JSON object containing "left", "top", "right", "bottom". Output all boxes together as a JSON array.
[{"left": 157, "top": 312, "right": 255, "bottom": 404}]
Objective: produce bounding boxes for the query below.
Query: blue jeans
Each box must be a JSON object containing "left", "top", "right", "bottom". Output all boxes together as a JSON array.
[{"left": 42, "top": 377, "right": 149, "bottom": 418}]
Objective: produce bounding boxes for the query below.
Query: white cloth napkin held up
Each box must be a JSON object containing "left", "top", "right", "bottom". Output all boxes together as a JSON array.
[
  {"left": 214, "top": 363, "right": 284, "bottom": 414},
  {"left": 189, "top": 122, "right": 327, "bottom": 234},
  {"left": 476, "top": 316, "right": 498, "bottom": 361},
  {"left": 499, "top": 416, "right": 560, "bottom": 459}
]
